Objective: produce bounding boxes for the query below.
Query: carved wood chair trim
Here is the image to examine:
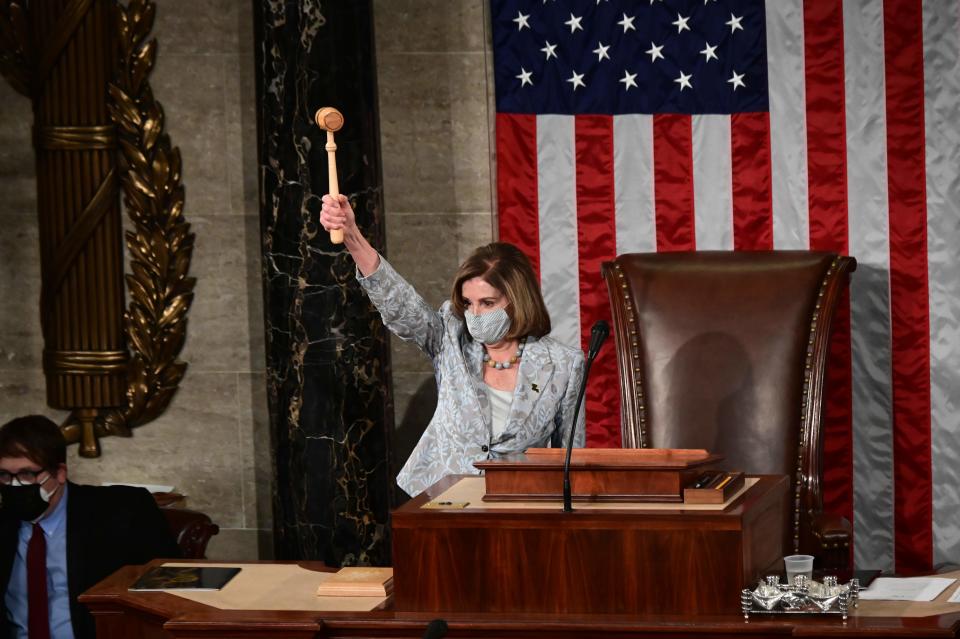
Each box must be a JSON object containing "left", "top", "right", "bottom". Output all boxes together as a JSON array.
[{"left": 798, "top": 255, "right": 857, "bottom": 552}]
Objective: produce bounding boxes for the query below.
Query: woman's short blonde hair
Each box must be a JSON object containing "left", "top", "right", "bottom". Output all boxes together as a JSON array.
[{"left": 450, "top": 242, "right": 551, "bottom": 340}]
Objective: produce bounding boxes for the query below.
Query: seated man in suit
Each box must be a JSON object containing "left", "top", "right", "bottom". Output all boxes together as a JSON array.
[{"left": 0, "top": 415, "right": 180, "bottom": 638}]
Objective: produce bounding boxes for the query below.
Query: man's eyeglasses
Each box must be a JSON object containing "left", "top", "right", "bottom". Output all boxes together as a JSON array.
[{"left": 0, "top": 469, "right": 49, "bottom": 486}]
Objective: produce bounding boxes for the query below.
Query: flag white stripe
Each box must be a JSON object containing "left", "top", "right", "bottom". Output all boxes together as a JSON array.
[
  {"left": 692, "top": 115, "right": 733, "bottom": 251},
  {"left": 766, "top": 0, "right": 810, "bottom": 250},
  {"left": 843, "top": 0, "right": 895, "bottom": 573},
  {"left": 614, "top": 114, "right": 657, "bottom": 256},
  {"left": 922, "top": 0, "right": 960, "bottom": 569},
  {"left": 537, "top": 115, "right": 581, "bottom": 350}
]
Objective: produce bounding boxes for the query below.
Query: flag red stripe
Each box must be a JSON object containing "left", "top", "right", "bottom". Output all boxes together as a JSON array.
[
  {"left": 731, "top": 112, "right": 773, "bottom": 250},
  {"left": 496, "top": 113, "right": 541, "bottom": 276},
  {"left": 802, "top": 0, "right": 855, "bottom": 542},
  {"left": 653, "top": 115, "right": 696, "bottom": 251},
  {"left": 884, "top": 0, "right": 933, "bottom": 575},
  {"left": 803, "top": 0, "right": 850, "bottom": 251},
  {"left": 574, "top": 115, "right": 621, "bottom": 448}
]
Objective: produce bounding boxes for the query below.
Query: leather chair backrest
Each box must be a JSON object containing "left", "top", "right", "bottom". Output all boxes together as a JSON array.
[{"left": 602, "top": 251, "right": 855, "bottom": 552}]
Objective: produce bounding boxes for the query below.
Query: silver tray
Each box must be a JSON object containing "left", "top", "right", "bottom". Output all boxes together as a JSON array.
[{"left": 741, "top": 576, "right": 860, "bottom": 621}]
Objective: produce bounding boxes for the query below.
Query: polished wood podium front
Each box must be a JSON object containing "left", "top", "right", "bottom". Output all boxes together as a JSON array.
[
  {"left": 80, "top": 560, "right": 960, "bottom": 638},
  {"left": 392, "top": 474, "right": 787, "bottom": 615}
]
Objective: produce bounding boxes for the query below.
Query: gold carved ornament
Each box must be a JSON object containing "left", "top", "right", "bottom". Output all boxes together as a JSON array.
[
  {"left": 101, "top": 0, "right": 196, "bottom": 436},
  {"left": 0, "top": 0, "right": 194, "bottom": 454}
]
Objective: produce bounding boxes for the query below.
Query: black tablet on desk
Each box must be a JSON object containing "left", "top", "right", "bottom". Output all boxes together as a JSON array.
[{"left": 129, "top": 566, "right": 240, "bottom": 591}]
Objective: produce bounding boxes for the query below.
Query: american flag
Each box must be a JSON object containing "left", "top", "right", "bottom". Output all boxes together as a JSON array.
[{"left": 491, "top": 0, "right": 960, "bottom": 575}]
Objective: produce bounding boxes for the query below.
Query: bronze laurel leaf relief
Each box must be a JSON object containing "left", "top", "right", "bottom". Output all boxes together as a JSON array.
[
  {"left": 101, "top": 0, "right": 195, "bottom": 438},
  {"left": 0, "top": 0, "right": 194, "bottom": 456}
]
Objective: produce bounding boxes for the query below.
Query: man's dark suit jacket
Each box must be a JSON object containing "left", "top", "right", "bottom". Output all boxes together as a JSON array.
[{"left": 0, "top": 482, "right": 181, "bottom": 638}]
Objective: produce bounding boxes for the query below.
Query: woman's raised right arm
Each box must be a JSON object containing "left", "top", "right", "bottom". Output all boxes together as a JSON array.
[
  {"left": 320, "top": 194, "right": 380, "bottom": 275},
  {"left": 319, "top": 194, "right": 444, "bottom": 358}
]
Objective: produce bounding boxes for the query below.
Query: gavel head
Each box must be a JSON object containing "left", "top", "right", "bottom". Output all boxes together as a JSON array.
[{"left": 315, "top": 107, "right": 344, "bottom": 132}]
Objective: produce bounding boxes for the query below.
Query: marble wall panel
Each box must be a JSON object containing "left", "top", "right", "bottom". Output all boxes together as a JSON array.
[
  {"left": 0, "top": 82, "right": 35, "bottom": 214},
  {"left": 239, "top": 372, "right": 272, "bottom": 531},
  {"left": 0, "top": 215, "right": 44, "bottom": 371},
  {"left": 206, "top": 528, "right": 260, "bottom": 561},
  {"left": 225, "top": 4, "right": 259, "bottom": 216},
  {"left": 377, "top": 52, "right": 492, "bottom": 214},
  {"left": 454, "top": 212, "right": 497, "bottom": 264},
  {"left": 373, "top": 0, "right": 486, "bottom": 54},
  {"left": 150, "top": 53, "right": 231, "bottom": 218},
  {"left": 153, "top": 0, "right": 242, "bottom": 55},
  {"left": 0, "top": 371, "right": 68, "bottom": 426},
  {"left": 384, "top": 214, "right": 463, "bottom": 311},
  {"left": 66, "top": 372, "right": 244, "bottom": 529},
  {"left": 180, "top": 215, "right": 255, "bottom": 372},
  {"left": 243, "top": 214, "right": 268, "bottom": 374}
]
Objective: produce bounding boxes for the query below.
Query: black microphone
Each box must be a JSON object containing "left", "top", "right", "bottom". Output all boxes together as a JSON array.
[
  {"left": 563, "top": 320, "right": 610, "bottom": 512},
  {"left": 586, "top": 319, "right": 610, "bottom": 359},
  {"left": 422, "top": 618, "right": 448, "bottom": 639}
]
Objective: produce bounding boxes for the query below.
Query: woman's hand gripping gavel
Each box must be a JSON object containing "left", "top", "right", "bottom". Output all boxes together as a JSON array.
[{"left": 315, "top": 106, "right": 345, "bottom": 244}]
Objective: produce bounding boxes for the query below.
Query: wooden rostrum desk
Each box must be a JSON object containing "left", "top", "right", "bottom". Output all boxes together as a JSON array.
[
  {"left": 79, "top": 476, "right": 960, "bottom": 638},
  {"left": 392, "top": 472, "right": 782, "bottom": 616}
]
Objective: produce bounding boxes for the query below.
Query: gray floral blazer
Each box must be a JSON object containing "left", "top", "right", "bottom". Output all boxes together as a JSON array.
[{"left": 358, "top": 257, "right": 586, "bottom": 496}]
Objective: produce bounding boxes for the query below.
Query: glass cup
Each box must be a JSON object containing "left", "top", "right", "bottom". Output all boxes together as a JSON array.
[{"left": 783, "top": 554, "right": 814, "bottom": 584}]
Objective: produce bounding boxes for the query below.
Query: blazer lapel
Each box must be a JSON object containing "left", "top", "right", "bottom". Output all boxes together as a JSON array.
[
  {"left": 447, "top": 316, "right": 490, "bottom": 437},
  {"left": 499, "top": 337, "right": 556, "bottom": 443}
]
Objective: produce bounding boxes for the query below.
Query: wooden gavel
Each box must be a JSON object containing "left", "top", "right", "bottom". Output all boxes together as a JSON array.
[{"left": 314, "top": 107, "right": 345, "bottom": 244}]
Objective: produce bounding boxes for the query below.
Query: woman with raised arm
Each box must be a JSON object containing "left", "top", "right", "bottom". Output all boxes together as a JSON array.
[{"left": 320, "top": 194, "right": 585, "bottom": 496}]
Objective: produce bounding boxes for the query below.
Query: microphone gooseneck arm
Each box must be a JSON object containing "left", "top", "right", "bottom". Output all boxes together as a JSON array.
[
  {"left": 562, "top": 320, "right": 609, "bottom": 512},
  {"left": 562, "top": 358, "right": 594, "bottom": 512}
]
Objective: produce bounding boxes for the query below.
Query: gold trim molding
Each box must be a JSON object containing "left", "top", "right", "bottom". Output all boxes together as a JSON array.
[{"left": 36, "top": 125, "right": 118, "bottom": 150}]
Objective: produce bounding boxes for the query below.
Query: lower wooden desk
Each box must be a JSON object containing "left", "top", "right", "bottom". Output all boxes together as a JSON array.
[
  {"left": 392, "top": 474, "right": 786, "bottom": 615},
  {"left": 80, "top": 560, "right": 960, "bottom": 638}
]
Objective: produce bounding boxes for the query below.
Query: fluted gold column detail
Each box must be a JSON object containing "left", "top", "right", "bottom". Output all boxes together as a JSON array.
[{"left": 25, "top": 0, "right": 127, "bottom": 457}]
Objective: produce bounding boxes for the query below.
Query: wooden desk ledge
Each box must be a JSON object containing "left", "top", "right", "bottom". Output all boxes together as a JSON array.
[{"left": 79, "top": 558, "right": 960, "bottom": 637}]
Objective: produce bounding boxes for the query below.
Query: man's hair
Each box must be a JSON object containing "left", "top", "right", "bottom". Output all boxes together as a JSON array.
[
  {"left": 450, "top": 242, "right": 552, "bottom": 340},
  {"left": 0, "top": 415, "right": 67, "bottom": 470}
]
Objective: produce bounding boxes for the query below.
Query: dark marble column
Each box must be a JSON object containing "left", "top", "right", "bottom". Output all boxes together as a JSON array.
[{"left": 253, "top": 0, "right": 394, "bottom": 566}]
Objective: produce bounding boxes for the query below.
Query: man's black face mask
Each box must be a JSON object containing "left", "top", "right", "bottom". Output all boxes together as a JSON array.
[{"left": 0, "top": 482, "right": 55, "bottom": 521}]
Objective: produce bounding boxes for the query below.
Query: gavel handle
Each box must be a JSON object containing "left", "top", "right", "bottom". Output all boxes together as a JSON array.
[{"left": 326, "top": 131, "right": 344, "bottom": 244}]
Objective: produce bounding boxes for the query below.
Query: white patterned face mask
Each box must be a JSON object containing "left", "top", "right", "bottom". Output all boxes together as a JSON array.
[{"left": 464, "top": 307, "right": 511, "bottom": 345}]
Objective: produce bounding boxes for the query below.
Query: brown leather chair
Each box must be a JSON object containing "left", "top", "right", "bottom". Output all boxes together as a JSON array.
[
  {"left": 602, "top": 251, "right": 856, "bottom": 571},
  {"left": 161, "top": 507, "right": 220, "bottom": 559}
]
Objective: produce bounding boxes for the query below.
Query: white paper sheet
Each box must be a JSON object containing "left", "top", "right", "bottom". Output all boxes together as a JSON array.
[{"left": 859, "top": 577, "right": 956, "bottom": 602}]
